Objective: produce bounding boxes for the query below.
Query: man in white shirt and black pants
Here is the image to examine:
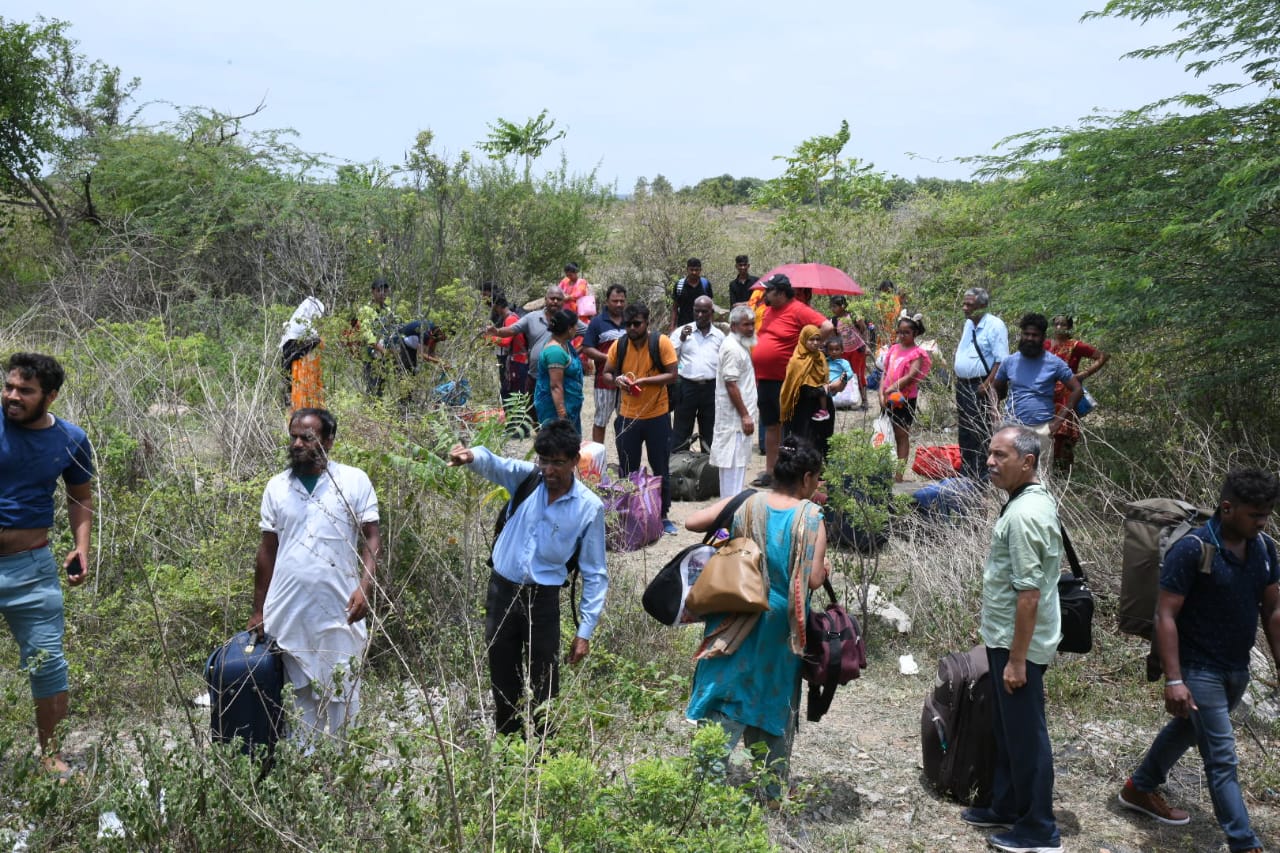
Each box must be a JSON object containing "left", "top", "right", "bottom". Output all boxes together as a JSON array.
[{"left": 670, "top": 295, "right": 724, "bottom": 454}]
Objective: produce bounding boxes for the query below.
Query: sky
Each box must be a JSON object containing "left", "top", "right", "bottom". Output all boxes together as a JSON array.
[{"left": 8, "top": 1, "right": 1245, "bottom": 189}]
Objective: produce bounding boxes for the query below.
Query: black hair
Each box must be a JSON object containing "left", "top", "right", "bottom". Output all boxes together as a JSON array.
[
  {"left": 290, "top": 407, "right": 337, "bottom": 441},
  {"left": 1220, "top": 468, "right": 1280, "bottom": 508},
  {"left": 533, "top": 419, "right": 582, "bottom": 460},
  {"left": 1018, "top": 313, "right": 1049, "bottom": 335},
  {"left": 899, "top": 315, "right": 926, "bottom": 335},
  {"left": 824, "top": 337, "right": 844, "bottom": 352},
  {"left": 1051, "top": 314, "right": 1074, "bottom": 330},
  {"left": 735, "top": 254, "right": 749, "bottom": 264},
  {"left": 623, "top": 303, "right": 650, "bottom": 323},
  {"left": 372, "top": 276, "right": 389, "bottom": 291},
  {"left": 686, "top": 257, "right": 702, "bottom": 269},
  {"left": 548, "top": 308, "right": 578, "bottom": 336},
  {"left": 5, "top": 352, "right": 65, "bottom": 395},
  {"left": 492, "top": 296, "right": 510, "bottom": 310},
  {"left": 564, "top": 262, "right": 579, "bottom": 274},
  {"left": 829, "top": 295, "right": 847, "bottom": 307},
  {"left": 773, "top": 435, "right": 824, "bottom": 487},
  {"left": 605, "top": 284, "right": 627, "bottom": 299}
]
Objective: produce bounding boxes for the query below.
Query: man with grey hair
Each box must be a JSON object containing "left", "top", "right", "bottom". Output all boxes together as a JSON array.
[
  {"left": 709, "top": 305, "right": 758, "bottom": 496},
  {"left": 953, "top": 287, "right": 1009, "bottom": 480},
  {"left": 961, "top": 425, "right": 1062, "bottom": 853}
]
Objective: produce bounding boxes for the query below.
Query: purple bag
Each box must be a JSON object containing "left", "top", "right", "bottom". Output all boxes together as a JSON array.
[{"left": 601, "top": 468, "right": 664, "bottom": 552}]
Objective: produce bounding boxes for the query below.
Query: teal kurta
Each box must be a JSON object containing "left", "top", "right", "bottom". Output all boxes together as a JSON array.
[{"left": 686, "top": 500, "right": 813, "bottom": 736}]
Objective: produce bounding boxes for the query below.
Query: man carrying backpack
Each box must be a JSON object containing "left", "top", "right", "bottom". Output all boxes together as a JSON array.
[
  {"left": 447, "top": 420, "right": 608, "bottom": 738},
  {"left": 1118, "top": 469, "right": 1280, "bottom": 853},
  {"left": 602, "top": 303, "right": 679, "bottom": 535}
]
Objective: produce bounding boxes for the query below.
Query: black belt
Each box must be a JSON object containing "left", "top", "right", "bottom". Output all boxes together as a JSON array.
[
  {"left": 956, "top": 376, "right": 985, "bottom": 384},
  {"left": 680, "top": 377, "right": 716, "bottom": 384}
]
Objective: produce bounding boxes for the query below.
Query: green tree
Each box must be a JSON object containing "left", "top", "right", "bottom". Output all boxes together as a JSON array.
[
  {"left": 478, "top": 109, "right": 565, "bottom": 182},
  {"left": 754, "top": 120, "right": 891, "bottom": 267},
  {"left": 0, "top": 16, "right": 137, "bottom": 238}
]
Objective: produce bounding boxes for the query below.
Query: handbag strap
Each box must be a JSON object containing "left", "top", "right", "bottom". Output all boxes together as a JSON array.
[
  {"left": 1060, "top": 524, "right": 1084, "bottom": 580},
  {"left": 705, "top": 488, "right": 758, "bottom": 545}
]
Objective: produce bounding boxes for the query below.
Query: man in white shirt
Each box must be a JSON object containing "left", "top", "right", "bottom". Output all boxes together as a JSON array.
[
  {"left": 670, "top": 295, "right": 725, "bottom": 453},
  {"left": 250, "top": 408, "right": 381, "bottom": 748}
]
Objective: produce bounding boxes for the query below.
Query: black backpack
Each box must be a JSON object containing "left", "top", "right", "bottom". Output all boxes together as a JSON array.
[
  {"left": 920, "top": 646, "right": 995, "bottom": 806},
  {"left": 490, "top": 469, "right": 584, "bottom": 624},
  {"left": 612, "top": 330, "right": 671, "bottom": 407}
]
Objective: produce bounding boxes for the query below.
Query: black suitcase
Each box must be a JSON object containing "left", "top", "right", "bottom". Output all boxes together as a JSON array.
[
  {"left": 206, "top": 630, "right": 286, "bottom": 756},
  {"left": 669, "top": 450, "right": 719, "bottom": 502},
  {"left": 920, "top": 646, "right": 995, "bottom": 806}
]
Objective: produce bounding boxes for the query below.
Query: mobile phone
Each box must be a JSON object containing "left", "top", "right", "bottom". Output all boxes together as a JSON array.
[{"left": 66, "top": 555, "right": 84, "bottom": 578}]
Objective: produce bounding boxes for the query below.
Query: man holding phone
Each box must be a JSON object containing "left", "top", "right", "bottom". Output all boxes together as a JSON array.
[{"left": 0, "top": 353, "right": 94, "bottom": 778}]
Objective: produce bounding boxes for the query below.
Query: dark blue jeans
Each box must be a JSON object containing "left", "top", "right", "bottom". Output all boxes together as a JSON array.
[
  {"left": 1131, "top": 667, "right": 1261, "bottom": 851},
  {"left": 987, "top": 647, "right": 1059, "bottom": 846},
  {"left": 615, "top": 413, "right": 672, "bottom": 517}
]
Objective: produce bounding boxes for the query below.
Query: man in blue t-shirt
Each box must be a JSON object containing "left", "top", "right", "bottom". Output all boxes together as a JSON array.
[
  {"left": 993, "top": 313, "right": 1082, "bottom": 466},
  {"left": 0, "top": 352, "right": 94, "bottom": 777},
  {"left": 1118, "top": 469, "right": 1280, "bottom": 853}
]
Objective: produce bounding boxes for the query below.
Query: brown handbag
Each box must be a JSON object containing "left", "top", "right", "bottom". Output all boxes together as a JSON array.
[{"left": 685, "top": 498, "right": 767, "bottom": 614}]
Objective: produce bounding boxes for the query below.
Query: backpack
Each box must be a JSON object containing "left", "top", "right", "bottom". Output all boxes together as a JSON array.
[
  {"left": 1118, "top": 498, "right": 1213, "bottom": 640},
  {"left": 802, "top": 580, "right": 867, "bottom": 722},
  {"left": 490, "top": 468, "right": 584, "bottom": 624},
  {"left": 612, "top": 330, "right": 671, "bottom": 407},
  {"left": 920, "top": 646, "right": 995, "bottom": 807}
]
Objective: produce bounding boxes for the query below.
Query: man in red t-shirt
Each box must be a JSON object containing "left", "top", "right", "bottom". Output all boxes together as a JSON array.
[{"left": 751, "top": 274, "right": 834, "bottom": 486}]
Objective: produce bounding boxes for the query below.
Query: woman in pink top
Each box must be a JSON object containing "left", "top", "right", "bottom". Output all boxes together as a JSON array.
[{"left": 880, "top": 312, "right": 931, "bottom": 481}]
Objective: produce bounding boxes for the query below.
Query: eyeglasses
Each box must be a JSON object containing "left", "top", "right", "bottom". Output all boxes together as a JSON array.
[
  {"left": 626, "top": 320, "right": 645, "bottom": 328},
  {"left": 535, "top": 456, "right": 574, "bottom": 470}
]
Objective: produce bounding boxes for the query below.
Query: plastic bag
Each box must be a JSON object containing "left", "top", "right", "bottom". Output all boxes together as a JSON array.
[{"left": 872, "top": 412, "right": 893, "bottom": 447}]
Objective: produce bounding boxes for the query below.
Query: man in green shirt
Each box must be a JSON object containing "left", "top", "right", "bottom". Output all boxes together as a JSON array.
[{"left": 963, "top": 425, "right": 1063, "bottom": 853}]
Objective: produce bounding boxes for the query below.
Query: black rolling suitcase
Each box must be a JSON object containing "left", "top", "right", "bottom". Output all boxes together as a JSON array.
[
  {"left": 920, "top": 645, "right": 995, "bottom": 806},
  {"left": 205, "top": 630, "right": 286, "bottom": 757}
]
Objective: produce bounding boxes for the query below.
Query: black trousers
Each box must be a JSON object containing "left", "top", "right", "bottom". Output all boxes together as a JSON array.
[
  {"left": 616, "top": 413, "right": 673, "bottom": 517},
  {"left": 484, "top": 573, "right": 561, "bottom": 737},
  {"left": 956, "top": 377, "right": 993, "bottom": 480},
  {"left": 671, "top": 378, "right": 716, "bottom": 453}
]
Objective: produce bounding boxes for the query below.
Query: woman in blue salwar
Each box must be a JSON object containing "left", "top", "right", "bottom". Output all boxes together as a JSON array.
[{"left": 684, "top": 435, "right": 828, "bottom": 802}]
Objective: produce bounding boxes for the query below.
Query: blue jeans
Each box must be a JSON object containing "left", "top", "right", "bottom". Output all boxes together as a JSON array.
[
  {"left": 0, "top": 547, "right": 68, "bottom": 699},
  {"left": 1132, "top": 667, "right": 1261, "bottom": 851},
  {"left": 987, "top": 647, "right": 1059, "bottom": 846}
]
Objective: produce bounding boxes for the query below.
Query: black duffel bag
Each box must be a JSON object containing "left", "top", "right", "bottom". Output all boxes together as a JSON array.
[{"left": 1057, "top": 525, "right": 1094, "bottom": 654}]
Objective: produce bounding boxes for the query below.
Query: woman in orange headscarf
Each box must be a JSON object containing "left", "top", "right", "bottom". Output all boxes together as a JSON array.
[{"left": 779, "top": 325, "right": 835, "bottom": 456}]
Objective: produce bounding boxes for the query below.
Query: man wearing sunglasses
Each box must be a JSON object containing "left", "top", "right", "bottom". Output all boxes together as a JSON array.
[{"left": 448, "top": 420, "right": 608, "bottom": 738}]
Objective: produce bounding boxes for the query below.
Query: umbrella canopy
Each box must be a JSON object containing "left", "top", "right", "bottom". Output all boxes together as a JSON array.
[{"left": 753, "top": 263, "right": 863, "bottom": 296}]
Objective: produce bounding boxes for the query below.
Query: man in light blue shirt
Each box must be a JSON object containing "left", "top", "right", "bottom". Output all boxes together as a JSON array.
[
  {"left": 994, "top": 313, "right": 1081, "bottom": 464},
  {"left": 448, "top": 419, "right": 608, "bottom": 737},
  {"left": 953, "top": 288, "right": 1009, "bottom": 479}
]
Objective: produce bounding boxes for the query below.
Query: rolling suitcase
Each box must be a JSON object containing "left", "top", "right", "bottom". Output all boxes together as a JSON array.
[
  {"left": 921, "top": 646, "right": 995, "bottom": 806},
  {"left": 205, "top": 630, "right": 286, "bottom": 756}
]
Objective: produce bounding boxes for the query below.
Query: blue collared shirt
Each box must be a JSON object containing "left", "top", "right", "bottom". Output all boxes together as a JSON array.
[
  {"left": 467, "top": 447, "right": 609, "bottom": 639},
  {"left": 954, "top": 313, "right": 1010, "bottom": 380}
]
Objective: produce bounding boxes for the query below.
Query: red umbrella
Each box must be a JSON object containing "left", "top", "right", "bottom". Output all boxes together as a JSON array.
[{"left": 752, "top": 263, "right": 863, "bottom": 295}]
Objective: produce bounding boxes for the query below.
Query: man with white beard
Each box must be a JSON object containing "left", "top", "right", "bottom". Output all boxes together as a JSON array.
[{"left": 709, "top": 305, "right": 759, "bottom": 496}]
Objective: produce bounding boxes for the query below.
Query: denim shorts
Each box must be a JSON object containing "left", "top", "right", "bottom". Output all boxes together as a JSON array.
[{"left": 0, "top": 547, "right": 68, "bottom": 698}]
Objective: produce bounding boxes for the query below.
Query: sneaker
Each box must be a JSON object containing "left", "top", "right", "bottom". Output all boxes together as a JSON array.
[
  {"left": 987, "top": 831, "right": 1063, "bottom": 853},
  {"left": 812, "top": 409, "right": 831, "bottom": 422},
  {"left": 960, "top": 807, "right": 1013, "bottom": 829},
  {"left": 1118, "top": 778, "right": 1190, "bottom": 825},
  {"left": 749, "top": 473, "right": 773, "bottom": 488},
  {"left": 662, "top": 519, "right": 678, "bottom": 536}
]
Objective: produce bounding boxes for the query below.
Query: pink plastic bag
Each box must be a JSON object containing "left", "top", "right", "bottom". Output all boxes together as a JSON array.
[{"left": 601, "top": 468, "right": 663, "bottom": 551}]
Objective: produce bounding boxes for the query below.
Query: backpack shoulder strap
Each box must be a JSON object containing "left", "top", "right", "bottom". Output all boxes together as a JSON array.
[
  {"left": 614, "top": 333, "right": 629, "bottom": 375},
  {"left": 648, "top": 330, "right": 665, "bottom": 371},
  {"left": 493, "top": 468, "right": 541, "bottom": 542}
]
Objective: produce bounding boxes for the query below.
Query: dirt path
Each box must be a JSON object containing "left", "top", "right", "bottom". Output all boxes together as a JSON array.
[{"left": 583, "top": 391, "right": 1280, "bottom": 852}]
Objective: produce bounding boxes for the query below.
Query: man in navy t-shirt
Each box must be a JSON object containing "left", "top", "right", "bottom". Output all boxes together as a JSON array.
[
  {"left": 993, "top": 313, "right": 1082, "bottom": 465},
  {"left": 1118, "top": 469, "right": 1280, "bottom": 853},
  {"left": 0, "top": 352, "right": 94, "bottom": 777}
]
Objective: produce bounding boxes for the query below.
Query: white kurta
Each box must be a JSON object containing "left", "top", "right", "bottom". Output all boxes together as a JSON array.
[
  {"left": 710, "top": 335, "right": 758, "bottom": 470},
  {"left": 260, "top": 462, "right": 379, "bottom": 702}
]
